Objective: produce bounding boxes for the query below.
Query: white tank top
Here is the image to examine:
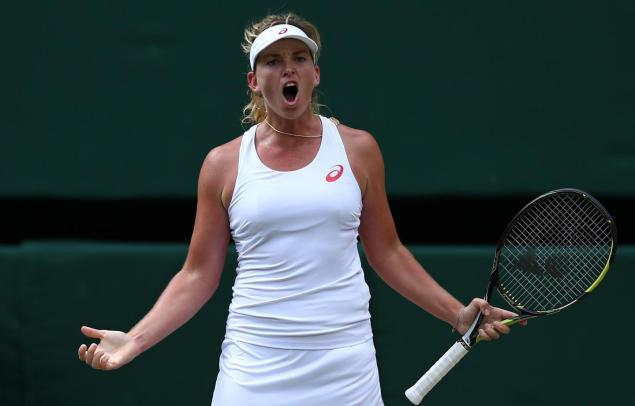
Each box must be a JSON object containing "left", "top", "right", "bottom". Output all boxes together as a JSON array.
[{"left": 226, "top": 115, "right": 373, "bottom": 349}]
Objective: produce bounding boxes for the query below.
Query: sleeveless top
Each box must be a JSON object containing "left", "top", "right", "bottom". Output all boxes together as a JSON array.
[{"left": 225, "top": 115, "right": 373, "bottom": 349}]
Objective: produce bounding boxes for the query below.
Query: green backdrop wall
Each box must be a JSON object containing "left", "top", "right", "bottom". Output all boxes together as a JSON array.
[
  {"left": 2, "top": 0, "right": 634, "bottom": 197},
  {"left": 2, "top": 1, "right": 634, "bottom": 405},
  {"left": 1, "top": 242, "right": 632, "bottom": 405}
]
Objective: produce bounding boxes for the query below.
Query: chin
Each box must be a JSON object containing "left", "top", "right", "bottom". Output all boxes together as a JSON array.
[{"left": 274, "top": 103, "right": 311, "bottom": 119}]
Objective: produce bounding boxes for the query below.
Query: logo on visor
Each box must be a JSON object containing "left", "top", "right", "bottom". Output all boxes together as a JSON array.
[
  {"left": 326, "top": 165, "right": 344, "bottom": 182},
  {"left": 278, "top": 28, "right": 288, "bottom": 35}
]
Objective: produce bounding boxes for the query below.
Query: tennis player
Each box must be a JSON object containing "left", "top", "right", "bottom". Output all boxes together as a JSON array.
[{"left": 78, "top": 12, "right": 518, "bottom": 405}]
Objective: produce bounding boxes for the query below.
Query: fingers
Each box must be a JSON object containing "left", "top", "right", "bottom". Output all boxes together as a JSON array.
[
  {"left": 81, "top": 326, "right": 105, "bottom": 339},
  {"left": 79, "top": 342, "right": 112, "bottom": 370},
  {"left": 92, "top": 350, "right": 106, "bottom": 369},
  {"left": 100, "top": 354, "right": 112, "bottom": 370},
  {"left": 83, "top": 343, "right": 98, "bottom": 365},
  {"left": 78, "top": 326, "right": 123, "bottom": 370},
  {"left": 499, "top": 309, "right": 519, "bottom": 319},
  {"left": 479, "top": 325, "right": 499, "bottom": 341},
  {"left": 479, "top": 321, "right": 510, "bottom": 341},
  {"left": 469, "top": 299, "right": 529, "bottom": 341},
  {"left": 78, "top": 344, "right": 87, "bottom": 361},
  {"left": 494, "top": 321, "right": 511, "bottom": 334},
  {"left": 469, "top": 298, "right": 490, "bottom": 315},
  {"left": 79, "top": 326, "right": 101, "bottom": 364}
]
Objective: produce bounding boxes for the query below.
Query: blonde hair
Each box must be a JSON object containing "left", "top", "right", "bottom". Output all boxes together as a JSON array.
[{"left": 241, "top": 12, "right": 322, "bottom": 125}]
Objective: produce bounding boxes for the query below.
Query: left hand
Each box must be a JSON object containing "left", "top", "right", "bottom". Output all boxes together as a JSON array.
[{"left": 455, "top": 298, "right": 524, "bottom": 341}]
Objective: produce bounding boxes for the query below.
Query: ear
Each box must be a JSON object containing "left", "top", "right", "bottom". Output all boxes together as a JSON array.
[
  {"left": 313, "top": 65, "right": 320, "bottom": 87},
  {"left": 247, "top": 71, "right": 260, "bottom": 93}
]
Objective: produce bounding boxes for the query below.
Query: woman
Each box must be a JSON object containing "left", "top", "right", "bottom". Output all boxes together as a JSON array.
[{"left": 78, "top": 12, "right": 518, "bottom": 405}]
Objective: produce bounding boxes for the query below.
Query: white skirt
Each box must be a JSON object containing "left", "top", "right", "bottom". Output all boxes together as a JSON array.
[{"left": 211, "top": 338, "right": 383, "bottom": 405}]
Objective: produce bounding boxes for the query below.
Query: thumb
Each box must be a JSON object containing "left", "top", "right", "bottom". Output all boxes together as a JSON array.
[
  {"left": 471, "top": 298, "right": 491, "bottom": 316},
  {"left": 81, "top": 326, "right": 105, "bottom": 340}
]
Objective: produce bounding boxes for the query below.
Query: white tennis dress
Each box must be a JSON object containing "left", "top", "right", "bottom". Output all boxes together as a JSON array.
[{"left": 211, "top": 116, "right": 383, "bottom": 405}]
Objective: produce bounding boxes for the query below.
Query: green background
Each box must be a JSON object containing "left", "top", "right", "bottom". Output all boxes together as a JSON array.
[
  {"left": 2, "top": 0, "right": 634, "bottom": 405},
  {"left": 2, "top": 0, "right": 634, "bottom": 197},
  {"left": 1, "top": 243, "right": 632, "bottom": 405}
]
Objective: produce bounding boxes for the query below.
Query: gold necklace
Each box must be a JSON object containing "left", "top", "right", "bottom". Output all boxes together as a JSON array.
[{"left": 263, "top": 117, "right": 322, "bottom": 138}]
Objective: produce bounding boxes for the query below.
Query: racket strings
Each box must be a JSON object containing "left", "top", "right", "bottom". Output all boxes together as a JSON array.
[
  {"left": 497, "top": 193, "right": 613, "bottom": 312},
  {"left": 504, "top": 212, "right": 595, "bottom": 306},
  {"left": 504, "top": 202, "right": 608, "bottom": 307},
  {"left": 502, "top": 197, "right": 610, "bottom": 308},
  {"left": 525, "top": 199, "right": 609, "bottom": 284}
]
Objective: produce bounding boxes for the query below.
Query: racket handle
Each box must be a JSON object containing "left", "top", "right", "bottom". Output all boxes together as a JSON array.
[{"left": 405, "top": 340, "right": 469, "bottom": 405}]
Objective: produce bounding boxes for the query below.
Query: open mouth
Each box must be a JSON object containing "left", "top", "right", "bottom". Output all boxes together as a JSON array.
[{"left": 282, "top": 82, "right": 299, "bottom": 103}]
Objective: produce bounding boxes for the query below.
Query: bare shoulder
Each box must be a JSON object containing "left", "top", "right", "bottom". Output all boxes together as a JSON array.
[
  {"left": 336, "top": 123, "right": 380, "bottom": 154},
  {"left": 334, "top": 122, "right": 384, "bottom": 196},
  {"left": 199, "top": 136, "right": 242, "bottom": 207},
  {"left": 336, "top": 122, "right": 383, "bottom": 171},
  {"left": 202, "top": 136, "right": 242, "bottom": 171}
]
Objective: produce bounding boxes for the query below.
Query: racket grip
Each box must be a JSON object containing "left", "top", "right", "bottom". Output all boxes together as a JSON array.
[{"left": 405, "top": 340, "right": 469, "bottom": 405}]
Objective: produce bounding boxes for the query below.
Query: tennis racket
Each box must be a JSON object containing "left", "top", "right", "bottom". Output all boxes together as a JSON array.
[{"left": 405, "top": 188, "right": 617, "bottom": 405}]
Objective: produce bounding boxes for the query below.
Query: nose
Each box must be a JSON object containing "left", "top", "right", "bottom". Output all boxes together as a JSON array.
[{"left": 282, "top": 62, "right": 296, "bottom": 77}]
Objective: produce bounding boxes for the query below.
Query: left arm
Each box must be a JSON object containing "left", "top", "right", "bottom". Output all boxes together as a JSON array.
[{"left": 341, "top": 126, "right": 513, "bottom": 339}]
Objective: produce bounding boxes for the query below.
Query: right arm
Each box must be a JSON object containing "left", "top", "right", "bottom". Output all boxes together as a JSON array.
[{"left": 78, "top": 140, "right": 239, "bottom": 370}]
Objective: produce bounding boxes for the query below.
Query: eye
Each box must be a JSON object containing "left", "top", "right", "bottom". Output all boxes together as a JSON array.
[
  {"left": 265, "top": 58, "right": 279, "bottom": 67},
  {"left": 295, "top": 55, "right": 311, "bottom": 64}
]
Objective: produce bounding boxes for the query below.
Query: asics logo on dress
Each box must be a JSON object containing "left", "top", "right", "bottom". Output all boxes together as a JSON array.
[{"left": 326, "top": 165, "right": 344, "bottom": 182}]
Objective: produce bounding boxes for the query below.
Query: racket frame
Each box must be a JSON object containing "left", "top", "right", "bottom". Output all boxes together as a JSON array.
[
  {"left": 405, "top": 188, "right": 617, "bottom": 404},
  {"left": 491, "top": 188, "right": 617, "bottom": 319}
]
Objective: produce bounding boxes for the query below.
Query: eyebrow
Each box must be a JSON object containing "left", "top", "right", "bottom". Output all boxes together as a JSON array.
[{"left": 259, "top": 49, "right": 311, "bottom": 59}]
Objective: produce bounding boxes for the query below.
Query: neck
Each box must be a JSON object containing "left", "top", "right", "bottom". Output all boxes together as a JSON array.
[{"left": 263, "top": 114, "right": 322, "bottom": 139}]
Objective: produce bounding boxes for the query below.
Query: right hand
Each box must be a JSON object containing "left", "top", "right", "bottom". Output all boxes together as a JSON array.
[
  {"left": 455, "top": 298, "right": 527, "bottom": 340},
  {"left": 77, "top": 326, "right": 141, "bottom": 370}
]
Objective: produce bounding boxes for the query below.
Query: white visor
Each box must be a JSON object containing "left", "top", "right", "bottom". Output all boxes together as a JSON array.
[{"left": 249, "top": 24, "right": 318, "bottom": 70}]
